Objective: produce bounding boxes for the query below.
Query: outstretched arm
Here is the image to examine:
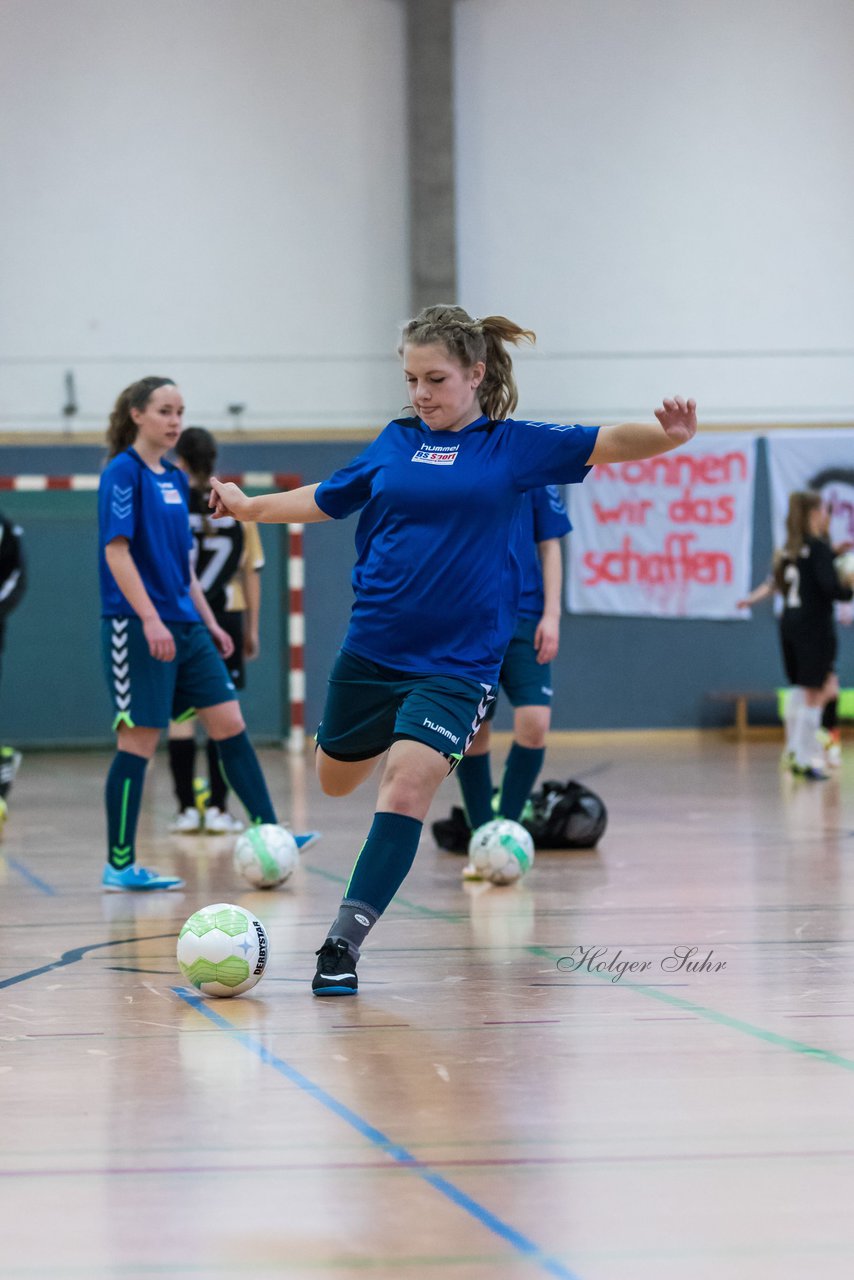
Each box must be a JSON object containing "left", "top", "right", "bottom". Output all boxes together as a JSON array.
[
  {"left": 588, "top": 398, "right": 697, "bottom": 465},
  {"left": 209, "top": 479, "right": 331, "bottom": 525},
  {"left": 736, "top": 578, "right": 775, "bottom": 610}
]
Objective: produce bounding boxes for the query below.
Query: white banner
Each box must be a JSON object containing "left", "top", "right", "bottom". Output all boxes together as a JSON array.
[
  {"left": 765, "top": 429, "right": 854, "bottom": 552},
  {"left": 567, "top": 433, "right": 758, "bottom": 618}
]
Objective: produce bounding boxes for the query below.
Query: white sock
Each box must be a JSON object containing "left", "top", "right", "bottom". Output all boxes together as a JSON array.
[
  {"left": 795, "top": 704, "right": 821, "bottom": 769},
  {"left": 784, "top": 687, "right": 803, "bottom": 754}
]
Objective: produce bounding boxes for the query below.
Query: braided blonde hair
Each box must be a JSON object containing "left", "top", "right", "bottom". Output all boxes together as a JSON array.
[{"left": 400, "top": 305, "right": 535, "bottom": 421}]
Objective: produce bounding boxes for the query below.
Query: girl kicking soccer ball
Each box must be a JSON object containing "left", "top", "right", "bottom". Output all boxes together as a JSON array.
[{"left": 210, "top": 305, "right": 698, "bottom": 991}]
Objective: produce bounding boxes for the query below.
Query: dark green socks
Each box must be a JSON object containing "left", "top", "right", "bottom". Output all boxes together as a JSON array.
[{"left": 105, "top": 750, "right": 148, "bottom": 869}]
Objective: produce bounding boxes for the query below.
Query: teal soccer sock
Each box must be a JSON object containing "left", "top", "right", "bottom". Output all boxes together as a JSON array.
[
  {"left": 105, "top": 750, "right": 148, "bottom": 869},
  {"left": 499, "top": 743, "right": 545, "bottom": 821},
  {"left": 456, "top": 752, "right": 494, "bottom": 829},
  {"left": 345, "top": 811, "right": 424, "bottom": 916},
  {"left": 214, "top": 731, "right": 276, "bottom": 824}
]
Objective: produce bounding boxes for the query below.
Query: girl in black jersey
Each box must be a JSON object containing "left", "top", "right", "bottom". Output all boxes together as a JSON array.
[
  {"left": 168, "top": 428, "right": 253, "bottom": 834},
  {"left": 738, "top": 490, "right": 853, "bottom": 779}
]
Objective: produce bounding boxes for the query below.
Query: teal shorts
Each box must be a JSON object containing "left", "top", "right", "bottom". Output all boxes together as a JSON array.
[
  {"left": 101, "top": 617, "right": 237, "bottom": 730},
  {"left": 316, "top": 649, "right": 495, "bottom": 768},
  {"left": 485, "top": 614, "right": 553, "bottom": 722}
]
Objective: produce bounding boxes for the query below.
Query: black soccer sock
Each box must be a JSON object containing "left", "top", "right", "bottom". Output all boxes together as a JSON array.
[
  {"left": 105, "top": 750, "right": 148, "bottom": 869},
  {"left": 822, "top": 698, "right": 838, "bottom": 734},
  {"left": 214, "top": 730, "right": 276, "bottom": 824},
  {"left": 167, "top": 738, "right": 196, "bottom": 811},
  {"left": 206, "top": 737, "right": 229, "bottom": 809}
]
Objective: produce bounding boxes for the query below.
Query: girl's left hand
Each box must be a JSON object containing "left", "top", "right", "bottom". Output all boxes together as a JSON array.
[
  {"left": 211, "top": 624, "right": 235, "bottom": 660},
  {"left": 534, "top": 616, "right": 560, "bottom": 664},
  {"left": 655, "top": 397, "right": 697, "bottom": 445},
  {"left": 244, "top": 629, "right": 260, "bottom": 660}
]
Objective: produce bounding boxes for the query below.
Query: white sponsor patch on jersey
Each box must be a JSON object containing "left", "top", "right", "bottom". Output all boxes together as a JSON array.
[
  {"left": 159, "top": 482, "right": 183, "bottom": 504},
  {"left": 412, "top": 443, "right": 459, "bottom": 466}
]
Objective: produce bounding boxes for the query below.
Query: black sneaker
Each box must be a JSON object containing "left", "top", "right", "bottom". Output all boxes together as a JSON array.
[{"left": 312, "top": 938, "right": 358, "bottom": 996}]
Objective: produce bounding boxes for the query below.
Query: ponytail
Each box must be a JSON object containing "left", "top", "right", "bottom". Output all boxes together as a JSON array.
[
  {"left": 400, "top": 304, "right": 535, "bottom": 421},
  {"left": 174, "top": 426, "right": 217, "bottom": 487}
]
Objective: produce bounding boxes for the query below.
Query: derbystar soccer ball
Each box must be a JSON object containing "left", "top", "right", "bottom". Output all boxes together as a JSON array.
[
  {"left": 233, "top": 824, "right": 299, "bottom": 889},
  {"left": 467, "top": 818, "right": 535, "bottom": 885},
  {"left": 177, "top": 902, "right": 269, "bottom": 998}
]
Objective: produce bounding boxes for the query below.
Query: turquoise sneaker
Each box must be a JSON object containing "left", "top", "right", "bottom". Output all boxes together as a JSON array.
[
  {"left": 293, "top": 831, "right": 321, "bottom": 852},
  {"left": 102, "top": 864, "right": 185, "bottom": 891}
]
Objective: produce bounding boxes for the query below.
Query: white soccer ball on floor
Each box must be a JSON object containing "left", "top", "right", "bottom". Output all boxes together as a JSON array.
[
  {"left": 467, "top": 818, "right": 535, "bottom": 885},
  {"left": 234, "top": 823, "right": 299, "bottom": 889},
  {"left": 177, "top": 902, "right": 269, "bottom": 998}
]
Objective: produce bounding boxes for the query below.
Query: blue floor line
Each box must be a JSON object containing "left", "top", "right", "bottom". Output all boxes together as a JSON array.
[
  {"left": 6, "top": 857, "right": 57, "bottom": 896},
  {"left": 175, "top": 987, "right": 583, "bottom": 1280}
]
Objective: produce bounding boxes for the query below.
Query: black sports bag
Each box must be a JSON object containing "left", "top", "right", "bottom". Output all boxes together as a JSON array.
[{"left": 431, "top": 780, "right": 607, "bottom": 853}]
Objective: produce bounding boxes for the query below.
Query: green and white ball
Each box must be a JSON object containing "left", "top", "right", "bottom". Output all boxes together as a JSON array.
[
  {"left": 233, "top": 823, "right": 299, "bottom": 889},
  {"left": 468, "top": 818, "right": 535, "bottom": 885},
  {"left": 177, "top": 902, "right": 269, "bottom": 998}
]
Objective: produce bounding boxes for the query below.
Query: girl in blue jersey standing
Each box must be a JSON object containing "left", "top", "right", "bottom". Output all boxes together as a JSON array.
[
  {"left": 210, "top": 306, "right": 697, "bottom": 991},
  {"left": 98, "top": 377, "right": 283, "bottom": 890},
  {"left": 453, "top": 484, "right": 571, "bottom": 844}
]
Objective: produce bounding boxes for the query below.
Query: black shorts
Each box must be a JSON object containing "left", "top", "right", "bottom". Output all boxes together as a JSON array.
[
  {"left": 780, "top": 624, "right": 836, "bottom": 690},
  {"left": 216, "top": 611, "right": 245, "bottom": 690}
]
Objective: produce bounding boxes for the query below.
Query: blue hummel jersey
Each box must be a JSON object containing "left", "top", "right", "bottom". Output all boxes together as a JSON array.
[
  {"left": 314, "top": 415, "right": 597, "bottom": 683},
  {"left": 516, "top": 485, "right": 572, "bottom": 618},
  {"left": 98, "top": 448, "right": 199, "bottom": 623}
]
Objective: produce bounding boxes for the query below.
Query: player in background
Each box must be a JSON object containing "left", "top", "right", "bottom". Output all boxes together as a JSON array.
[
  {"left": 0, "top": 512, "right": 26, "bottom": 833},
  {"left": 210, "top": 304, "right": 698, "bottom": 993},
  {"left": 451, "top": 485, "right": 571, "bottom": 852},
  {"left": 737, "top": 489, "right": 853, "bottom": 779},
  {"left": 167, "top": 427, "right": 264, "bottom": 835},
  {"left": 98, "top": 377, "right": 289, "bottom": 890}
]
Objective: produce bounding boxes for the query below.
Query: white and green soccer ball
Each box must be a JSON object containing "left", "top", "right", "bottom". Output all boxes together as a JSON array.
[
  {"left": 467, "top": 818, "right": 535, "bottom": 885},
  {"left": 177, "top": 902, "right": 269, "bottom": 998},
  {"left": 233, "top": 823, "right": 299, "bottom": 889}
]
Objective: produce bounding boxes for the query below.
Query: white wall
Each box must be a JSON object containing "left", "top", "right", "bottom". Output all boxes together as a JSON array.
[
  {"left": 3, "top": 1, "right": 853, "bottom": 434},
  {"left": 455, "top": 0, "right": 854, "bottom": 424},
  {"left": 0, "top": 0, "right": 408, "bottom": 431}
]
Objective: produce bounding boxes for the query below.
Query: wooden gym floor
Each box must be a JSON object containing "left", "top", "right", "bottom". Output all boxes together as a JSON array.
[{"left": 2, "top": 733, "right": 854, "bottom": 1280}]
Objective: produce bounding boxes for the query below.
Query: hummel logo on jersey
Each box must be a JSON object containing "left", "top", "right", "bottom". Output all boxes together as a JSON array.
[
  {"left": 412, "top": 443, "right": 459, "bottom": 465},
  {"left": 111, "top": 484, "right": 133, "bottom": 520}
]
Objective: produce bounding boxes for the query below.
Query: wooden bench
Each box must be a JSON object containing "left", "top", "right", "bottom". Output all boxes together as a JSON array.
[
  {"left": 707, "top": 690, "right": 781, "bottom": 740},
  {"left": 708, "top": 688, "right": 854, "bottom": 740}
]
